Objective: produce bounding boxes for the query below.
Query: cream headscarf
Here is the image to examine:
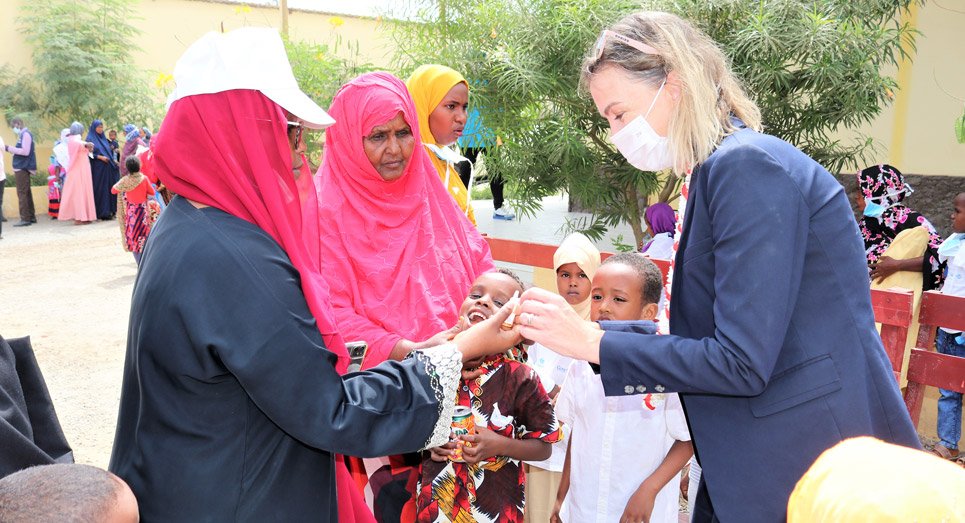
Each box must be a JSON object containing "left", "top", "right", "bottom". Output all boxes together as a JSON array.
[
  {"left": 406, "top": 64, "right": 476, "bottom": 225},
  {"left": 788, "top": 437, "right": 965, "bottom": 522},
  {"left": 553, "top": 233, "right": 602, "bottom": 321}
]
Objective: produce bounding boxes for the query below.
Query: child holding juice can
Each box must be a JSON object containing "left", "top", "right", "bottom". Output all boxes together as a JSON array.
[{"left": 417, "top": 269, "right": 562, "bottom": 523}]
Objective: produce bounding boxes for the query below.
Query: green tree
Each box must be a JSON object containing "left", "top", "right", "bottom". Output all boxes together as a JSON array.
[
  {"left": 0, "top": 0, "right": 161, "bottom": 137},
  {"left": 284, "top": 25, "right": 375, "bottom": 163},
  {"left": 389, "top": 0, "right": 919, "bottom": 247}
]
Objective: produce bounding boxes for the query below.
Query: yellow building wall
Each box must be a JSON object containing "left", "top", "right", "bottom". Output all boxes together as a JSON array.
[
  {"left": 0, "top": 0, "right": 390, "bottom": 176},
  {"left": 838, "top": 2, "right": 965, "bottom": 176}
]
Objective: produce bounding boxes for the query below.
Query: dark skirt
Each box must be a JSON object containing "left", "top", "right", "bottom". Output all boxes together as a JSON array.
[{"left": 91, "top": 159, "right": 119, "bottom": 218}]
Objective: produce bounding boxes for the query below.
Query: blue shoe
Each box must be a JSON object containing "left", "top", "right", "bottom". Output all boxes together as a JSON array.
[{"left": 493, "top": 207, "right": 515, "bottom": 220}]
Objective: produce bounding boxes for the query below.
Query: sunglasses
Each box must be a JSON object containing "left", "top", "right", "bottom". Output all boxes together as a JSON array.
[
  {"left": 594, "top": 30, "right": 659, "bottom": 60},
  {"left": 287, "top": 120, "right": 304, "bottom": 144}
]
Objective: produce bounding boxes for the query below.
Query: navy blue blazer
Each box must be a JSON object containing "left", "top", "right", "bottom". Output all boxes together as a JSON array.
[{"left": 598, "top": 127, "right": 920, "bottom": 522}]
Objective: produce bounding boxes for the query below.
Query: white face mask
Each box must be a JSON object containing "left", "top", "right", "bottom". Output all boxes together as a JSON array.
[{"left": 610, "top": 78, "right": 673, "bottom": 172}]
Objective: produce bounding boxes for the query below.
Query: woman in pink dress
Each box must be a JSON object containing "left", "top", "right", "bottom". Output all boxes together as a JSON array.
[{"left": 57, "top": 122, "right": 97, "bottom": 225}]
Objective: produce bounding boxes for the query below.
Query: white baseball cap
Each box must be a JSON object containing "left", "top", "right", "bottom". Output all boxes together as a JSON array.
[{"left": 167, "top": 26, "right": 335, "bottom": 129}]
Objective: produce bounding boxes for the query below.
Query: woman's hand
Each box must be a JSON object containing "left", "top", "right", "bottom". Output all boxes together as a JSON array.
[
  {"left": 98, "top": 155, "right": 109, "bottom": 163},
  {"left": 868, "top": 255, "right": 924, "bottom": 283},
  {"left": 518, "top": 288, "right": 604, "bottom": 363},
  {"left": 452, "top": 302, "right": 521, "bottom": 363}
]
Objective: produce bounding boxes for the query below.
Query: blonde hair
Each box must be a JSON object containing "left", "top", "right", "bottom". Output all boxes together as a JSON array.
[{"left": 581, "top": 11, "right": 762, "bottom": 174}]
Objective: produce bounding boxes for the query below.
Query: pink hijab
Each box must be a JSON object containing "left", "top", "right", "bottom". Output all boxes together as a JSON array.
[{"left": 310, "top": 72, "right": 493, "bottom": 367}]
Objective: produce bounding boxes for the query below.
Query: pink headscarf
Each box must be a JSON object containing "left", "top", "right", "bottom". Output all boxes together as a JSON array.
[
  {"left": 155, "top": 89, "right": 348, "bottom": 370},
  {"left": 310, "top": 72, "right": 493, "bottom": 367}
]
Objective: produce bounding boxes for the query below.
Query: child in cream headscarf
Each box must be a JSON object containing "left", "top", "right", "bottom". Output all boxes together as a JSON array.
[{"left": 523, "top": 232, "right": 601, "bottom": 523}]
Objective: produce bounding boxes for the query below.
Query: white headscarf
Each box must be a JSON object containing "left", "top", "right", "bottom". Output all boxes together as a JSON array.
[{"left": 553, "top": 233, "right": 602, "bottom": 320}]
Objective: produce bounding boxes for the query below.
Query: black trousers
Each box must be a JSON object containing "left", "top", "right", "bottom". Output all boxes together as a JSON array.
[{"left": 457, "top": 147, "right": 504, "bottom": 210}]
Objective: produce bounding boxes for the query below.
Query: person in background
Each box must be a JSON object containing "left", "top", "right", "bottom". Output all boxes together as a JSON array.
[
  {"left": 5, "top": 117, "right": 37, "bottom": 227},
  {"left": 57, "top": 122, "right": 97, "bottom": 226},
  {"left": 931, "top": 192, "right": 965, "bottom": 461},
  {"left": 857, "top": 164, "right": 944, "bottom": 291},
  {"left": 108, "top": 129, "right": 121, "bottom": 164},
  {"left": 0, "top": 464, "right": 139, "bottom": 523},
  {"left": 639, "top": 202, "right": 676, "bottom": 260},
  {"left": 0, "top": 132, "right": 5, "bottom": 235},
  {"left": 112, "top": 155, "right": 157, "bottom": 265},
  {"left": 406, "top": 64, "right": 476, "bottom": 225},
  {"left": 87, "top": 119, "right": 119, "bottom": 220},
  {"left": 141, "top": 127, "right": 152, "bottom": 148},
  {"left": 457, "top": 109, "right": 514, "bottom": 220},
  {"left": 119, "top": 124, "right": 145, "bottom": 177},
  {"left": 524, "top": 232, "right": 601, "bottom": 523}
]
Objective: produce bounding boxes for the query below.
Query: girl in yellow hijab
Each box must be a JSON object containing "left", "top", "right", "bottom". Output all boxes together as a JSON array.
[{"left": 406, "top": 64, "right": 476, "bottom": 225}]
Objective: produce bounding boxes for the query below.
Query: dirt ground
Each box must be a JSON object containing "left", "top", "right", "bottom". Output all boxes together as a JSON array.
[{"left": 2, "top": 215, "right": 135, "bottom": 469}]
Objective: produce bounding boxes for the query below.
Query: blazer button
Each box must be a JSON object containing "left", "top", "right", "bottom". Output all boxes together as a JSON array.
[
  {"left": 624, "top": 385, "right": 635, "bottom": 395},
  {"left": 655, "top": 385, "right": 665, "bottom": 393},
  {"left": 636, "top": 385, "right": 647, "bottom": 393}
]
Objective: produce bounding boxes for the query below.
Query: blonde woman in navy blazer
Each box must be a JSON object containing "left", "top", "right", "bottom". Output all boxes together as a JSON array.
[{"left": 518, "top": 12, "right": 920, "bottom": 523}]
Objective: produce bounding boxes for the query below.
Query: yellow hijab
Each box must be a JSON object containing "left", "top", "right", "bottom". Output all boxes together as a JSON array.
[
  {"left": 788, "top": 437, "right": 965, "bottom": 522},
  {"left": 406, "top": 64, "right": 476, "bottom": 225},
  {"left": 553, "top": 233, "right": 602, "bottom": 321}
]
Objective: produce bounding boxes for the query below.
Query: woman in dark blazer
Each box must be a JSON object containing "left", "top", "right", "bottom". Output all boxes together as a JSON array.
[{"left": 518, "top": 11, "right": 920, "bottom": 523}]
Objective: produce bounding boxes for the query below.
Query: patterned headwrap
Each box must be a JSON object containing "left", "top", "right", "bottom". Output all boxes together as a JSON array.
[{"left": 857, "top": 164, "right": 944, "bottom": 290}]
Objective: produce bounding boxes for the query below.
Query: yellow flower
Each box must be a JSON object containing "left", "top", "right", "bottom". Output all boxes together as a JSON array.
[
  {"left": 376, "top": 15, "right": 383, "bottom": 23},
  {"left": 234, "top": 6, "right": 240, "bottom": 14},
  {"left": 490, "top": 28, "right": 497, "bottom": 38},
  {"left": 315, "top": 52, "right": 324, "bottom": 60},
  {"left": 155, "top": 72, "right": 173, "bottom": 87},
  {"left": 885, "top": 88, "right": 894, "bottom": 99},
  {"left": 242, "top": 4, "right": 250, "bottom": 12},
  {"left": 329, "top": 16, "right": 344, "bottom": 27}
]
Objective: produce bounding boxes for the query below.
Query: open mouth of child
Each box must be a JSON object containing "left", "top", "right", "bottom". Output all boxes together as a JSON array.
[{"left": 467, "top": 309, "right": 489, "bottom": 324}]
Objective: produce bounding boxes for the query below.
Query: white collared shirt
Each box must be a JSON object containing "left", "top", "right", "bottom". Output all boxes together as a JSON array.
[{"left": 556, "top": 361, "right": 690, "bottom": 523}]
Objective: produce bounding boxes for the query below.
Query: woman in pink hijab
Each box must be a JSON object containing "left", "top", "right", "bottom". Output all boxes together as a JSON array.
[
  {"left": 309, "top": 71, "right": 493, "bottom": 523},
  {"left": 312, "top": 72, "right": 493, "bottom": 367}
]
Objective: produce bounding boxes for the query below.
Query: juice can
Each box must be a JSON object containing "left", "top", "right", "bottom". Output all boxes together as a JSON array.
[{"left": 450, "top": 406, "right": 474, "bottom": 461}]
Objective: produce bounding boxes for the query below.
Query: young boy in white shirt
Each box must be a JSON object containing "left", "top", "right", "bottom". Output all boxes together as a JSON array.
[
  {"left": 552, "top": 252, "right": 693, "bottom": 523},
  {"left": 933, "top": 192, "right": 965, "bottom": 461}
]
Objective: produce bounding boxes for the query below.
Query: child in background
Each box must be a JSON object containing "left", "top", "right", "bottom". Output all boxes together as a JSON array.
[
  {"left": 417, "top": 269, "right": 562, "bottom": 523},
  {"left": 46, "top": 162, "right": 61, "bottom": 219},
  {"left": 112, "top": 156, "right": 157, "bottom": 265},
  {"left": 108, "top": 129, "right": 121, "bottom": 163},
  {"left": 933, "top": 192, "right": 965, "bottom": 461},
  {"left": 524, "top": 232, "right": 601, "bottom": 523},
  {"left": 553, "top": 253, "right": 693, "bottom": 523}
]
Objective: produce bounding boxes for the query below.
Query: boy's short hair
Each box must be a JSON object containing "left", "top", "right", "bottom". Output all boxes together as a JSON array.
[
  {"left": 124, "top": 155, "right": 141, "bottom": 174},
  {"left": 0, "top": 464, "right": 125, "bottom": 522},
  {"left": 601, "top": 252, "right": 663, "bottom": 305},
  {"left": 493, "top": 268, "right": 525, "bottom": 293}
]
